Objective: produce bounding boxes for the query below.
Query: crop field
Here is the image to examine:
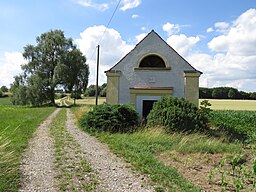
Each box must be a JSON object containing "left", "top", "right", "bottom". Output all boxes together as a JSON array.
[
  {"left": 75, "top": 97, "right": 106, "bottom": 105},
  {"left": 210, "top": 110, "right": 256, "bottom": 142},
  {"left": 0, "top": 106, "right": 55, "bottom": 191},
  {"left": 201, "top": 99, "right": 256, "bottom": 111}
]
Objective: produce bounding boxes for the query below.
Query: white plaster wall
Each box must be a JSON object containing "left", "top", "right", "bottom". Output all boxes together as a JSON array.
[{"left": 111, "top": 31, "right": 195, "bottom": 104}]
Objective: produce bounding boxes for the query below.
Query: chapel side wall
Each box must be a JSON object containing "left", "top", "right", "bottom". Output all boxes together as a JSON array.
[
  {"left": 184, "top": 72, "right": 200, "bottom": 107},
  {"left": 106, "top": 71, "right": 120, "bottom": 104}
]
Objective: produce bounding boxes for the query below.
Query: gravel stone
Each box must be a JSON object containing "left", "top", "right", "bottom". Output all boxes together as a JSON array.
[
  {"left": 66, "top": 109, "right": 155, "bottom": 192},
  {"left": 19, "top": 108, "right": 155, "bottom": 192},
  {"left": 19, "top": 109, "right": 60, "bottom": 192}
]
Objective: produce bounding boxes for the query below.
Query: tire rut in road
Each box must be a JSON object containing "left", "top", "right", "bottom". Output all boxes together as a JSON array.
[
  {"left": 19, "top": 108, "right": 61, "bottom": 192},
  {"left": 66, "top": 109, "right": 155, "bottom": 192},
  {"left": 50, "top": 108, "right": 97, "bottom": 191}
]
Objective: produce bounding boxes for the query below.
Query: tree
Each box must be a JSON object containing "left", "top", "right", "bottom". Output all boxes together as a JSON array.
[
  {"left": 199, "top": 87, "right": 212, "bottom": 99},
  {"left": 10, "top": 75, "right": 29, "bottom": 105},
  {"left": 100, "top": 83, "right": 107, "bottom": 97},
  {"left": 228, "top": 88, "right": 238, "bottom": 99},
  {"left": 85, "top": 84, "right": 107, "bottom": 97},
  {"left": 60, "top": 49, "right": 89, "bottom": 104},
  {"left": 250, "top": 92, "right": 256, "bottom": 100},
  {"left": 85, "top": 85, "right": 96, "bottom": 96},
  {"left": 212, "top": 87, "right": 228, "bottom": 99},
  {"left": 0, "top": 86, "right": 8, "bottom": 93},
  {"left": 11, "top": 30, "right": 89, "bottom": 106}
]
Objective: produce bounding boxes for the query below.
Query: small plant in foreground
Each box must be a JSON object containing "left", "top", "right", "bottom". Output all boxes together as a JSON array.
[
  {"left": 209, "top": 152, "right": 256, "bottom": 191},
  {"left": 0, "top": 133, "right": 17, "bottom": 178}
]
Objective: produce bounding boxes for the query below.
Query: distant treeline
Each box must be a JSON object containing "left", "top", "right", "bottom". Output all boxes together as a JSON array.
[{"left": 199, "top": 87, "right": 256, "bottom": 100}]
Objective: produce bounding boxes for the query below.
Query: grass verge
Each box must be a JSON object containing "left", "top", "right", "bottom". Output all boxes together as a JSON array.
[
  {"left": 0, "top": 106, "right": 55, "bottom": 192},
  {"left": 80, "top": 125, "right": 242, "bottom": 191},
  {"left": 50, "top": 108, "right": 97, "bottom": 191}
]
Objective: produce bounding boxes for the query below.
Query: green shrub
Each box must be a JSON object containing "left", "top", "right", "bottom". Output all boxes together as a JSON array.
[
  {"left": 147, "top": 96, "right": 209, "bottom": 133},
  {"left": 70, "top": 92, "right": 82, "bottom": 99},
  {"left": 79, "top": 104, "right": 138, "bottom": 133}
]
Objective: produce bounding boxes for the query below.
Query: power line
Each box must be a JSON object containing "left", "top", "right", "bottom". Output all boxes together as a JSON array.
[
  {"left": 88, "top": 0, "right": 122, "bottom": 62},
  {"left": 99, "top": 0, "right": 122, "bottom": 45}
]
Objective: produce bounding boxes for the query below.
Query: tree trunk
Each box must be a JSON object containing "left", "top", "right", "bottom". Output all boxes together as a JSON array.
[{"left": 49, "top": 88, "right": 55, "bottom": 105}]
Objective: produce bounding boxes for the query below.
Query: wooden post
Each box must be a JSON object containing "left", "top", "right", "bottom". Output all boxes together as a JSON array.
[{"left": 96, "top": 45, "right": 100, "bottom": 105}]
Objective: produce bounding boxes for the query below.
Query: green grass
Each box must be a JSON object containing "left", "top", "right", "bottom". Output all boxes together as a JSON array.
[
  {"left": 81, "top": 126, "right": 241, "bottom": 191},
  {"left": 0, "top": 96, "right": 12, "bottom": 105},
  {"left": 51, "top": 109, "right": 97, "bottom": 191},
  {"left": 0, "top": 106, "right": 55, "bottom": 192}
]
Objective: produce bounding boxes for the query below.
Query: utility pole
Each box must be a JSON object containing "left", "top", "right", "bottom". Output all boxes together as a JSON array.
[{"left": 95, "top": 45, "right": 100, "bottom": 105}]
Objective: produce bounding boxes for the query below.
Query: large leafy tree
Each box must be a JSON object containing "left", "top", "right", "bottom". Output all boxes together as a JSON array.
[
  {"left": 0, "top": 86, "right": 8, "bottom": 92},
  {"left": 61, "top": 49, "right": 89, "bottom": 104},
  {"left": 11, "top": 30, "right": 89, "bottom": 106}
]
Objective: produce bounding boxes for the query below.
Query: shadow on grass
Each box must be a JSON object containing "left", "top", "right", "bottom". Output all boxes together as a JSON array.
[{"left": 207, "top": 126, "right": 249, "bottom": 143}]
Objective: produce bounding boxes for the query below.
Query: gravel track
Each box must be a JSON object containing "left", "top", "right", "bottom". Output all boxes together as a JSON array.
[
  {"left": 19, "top": 108, "right": 61, "bottom": 192},
  {"left": 66, "top": 109, "right": 155, "bottom": 192},
  {"left": 19, "top": 108, "right": 155, "bottom": 192}
]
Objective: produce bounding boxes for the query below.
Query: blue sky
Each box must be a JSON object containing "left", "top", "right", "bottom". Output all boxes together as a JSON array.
[{"left": 0, "top": 0, "right": 256, "bottom": 92}]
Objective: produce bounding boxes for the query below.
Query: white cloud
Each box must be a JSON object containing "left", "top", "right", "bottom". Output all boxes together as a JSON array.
[
  {"left": 166, "top": 34, "right": 200, "bottom": 56},
  {"left": 162, "top": 22, "right": 181, "bottom": 36},
  {"left": 120, "top": 0, "right": 141, "bottom": 11},
  {"left": 74, "top": 0, "right": 109, "bottom": 11},
  {"left": 141, "top": 26, "right": 146, "bottom": 31},
  {"left": 207, "top": 21, "right": 230, "bottom": 34},
  {"left": 206, "top": 27, "right": 214, "bottom": 33},
  {"left": 135, "top": 33, "right": 147, "bottom": 43},
  {"left": 75, "top": 25, "right": 134, "bottom": 85},
  {"left": 208, "top": 8, "right": 256, "bottom": 55},
  {"left": 131, "top": 14, "right": 139, "bottom": 19},
  {"left": 0, "top": 52, "right": 25, "bottom": 87},
  {"left": 214, "top": 22, "right": 229, "bottom": 30},
  {"left": 186, "top": 9, "right": 256, "bottom": 92}
]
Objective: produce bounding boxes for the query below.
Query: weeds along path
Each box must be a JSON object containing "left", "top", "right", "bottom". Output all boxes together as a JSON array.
[
  {"left": 19, "top": 108, "right": 61, "bottom": 192},
  {"left": 50, "top": 108, "right": 97, "bottom": 191},
  {"left": 66, "top": 109, "right": 155, "bottom": 192}
]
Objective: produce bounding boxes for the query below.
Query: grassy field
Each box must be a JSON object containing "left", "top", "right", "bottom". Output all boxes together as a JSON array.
[
  {"left": 75, "top": 97, "right": 105, "bottom": 105},
  {"left": 201, "top": 99, "right": 256, "bottom": 111},
  {"left": 0, "top": 96, "right": 12, "bottom": 105},
  {"left": 1, "top": 96, "right": 255, "bottom": 191},
  {"left": 73, "top": 106, "right": 244, "bottom": 191},
  {"left": 73, "top": 97, "right": 256, "bottom": 191},
  {"left": 0, "top": 106, "right": 55, "bottom": 192},
  {"left": 74, "top": 97, "right": 256, "bottom": 111}
]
